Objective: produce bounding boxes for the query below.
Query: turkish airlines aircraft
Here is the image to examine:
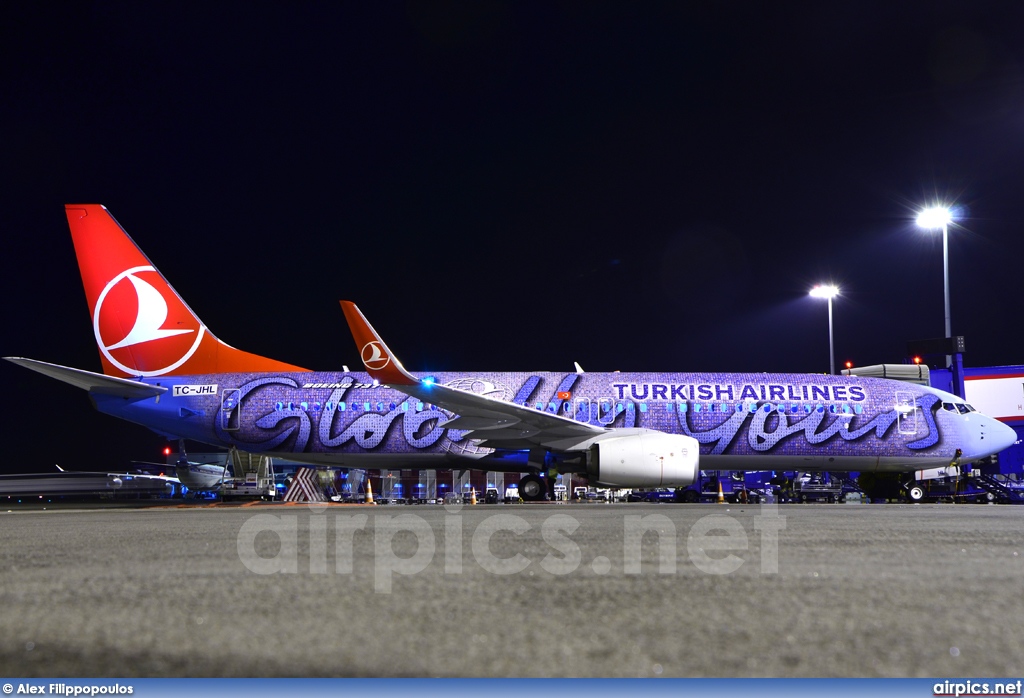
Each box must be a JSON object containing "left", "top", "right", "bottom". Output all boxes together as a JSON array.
[{"left": 5, "top": 205, "right": 1017, "bottom": 501}]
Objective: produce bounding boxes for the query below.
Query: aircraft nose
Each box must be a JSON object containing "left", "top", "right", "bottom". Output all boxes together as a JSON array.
[
  {"left": 990, "top": 419, "right": 1018, "bottom": 455},
  {"left": 964, "top": 415, "right": 1018, "bottom": 461}
]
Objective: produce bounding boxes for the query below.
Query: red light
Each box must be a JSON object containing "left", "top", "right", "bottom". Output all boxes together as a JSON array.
[
  {"left": 163, "top": 446, "right": 172, "bottom": 456},
  {"left": 913, "top": 356, "right": 922, "bottom": 365},
  {"left": 844, "top": 361, "right": 853, "bottom": 370}
]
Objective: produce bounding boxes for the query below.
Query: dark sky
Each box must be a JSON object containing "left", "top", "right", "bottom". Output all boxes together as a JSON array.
[{"left": 3, "top": 2, "right": 1024, "bottom": 472}]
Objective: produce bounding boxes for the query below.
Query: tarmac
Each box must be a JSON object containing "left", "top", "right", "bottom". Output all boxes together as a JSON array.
[{"left": 1, "top": 500, "right": 1023, "bottom": 677}]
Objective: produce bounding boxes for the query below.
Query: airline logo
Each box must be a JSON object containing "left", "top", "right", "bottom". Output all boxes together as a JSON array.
[
  {"left": 173, "top": 385, "right": 218, "bottom": 397},
  {"left": 94, "top": 265, "right": 206, "bottom": 376},
  {"left": 361, "top": 341, "right": 391, "bottom": 371}
]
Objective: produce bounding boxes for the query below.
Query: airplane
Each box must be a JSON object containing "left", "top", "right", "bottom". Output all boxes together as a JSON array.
[
  {"left": 55, "top": 452, "right": 227, "bottom": 495},
  {"left": 131, "top": 441, "right": 230, "bottom": 492},
  {"left": 5, "top": 204, "right": 1017, "bottom": 501}
]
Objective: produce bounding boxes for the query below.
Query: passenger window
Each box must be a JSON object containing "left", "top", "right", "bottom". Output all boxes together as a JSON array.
[{"left": 639, "top": 403, "right": 647, "bottom": 413}]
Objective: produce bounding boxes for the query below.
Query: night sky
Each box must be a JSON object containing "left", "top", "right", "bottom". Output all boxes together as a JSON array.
[{"left": 3, "top": 2, "right": 1024, "bottom": 473}]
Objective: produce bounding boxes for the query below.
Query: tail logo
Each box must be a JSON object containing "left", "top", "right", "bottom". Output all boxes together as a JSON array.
[
  {"left": 94, "top": 265, "right": 206, "bottom": 376},
  {"left": 360, "top": 341, "right": 391, "bottom": 371}
]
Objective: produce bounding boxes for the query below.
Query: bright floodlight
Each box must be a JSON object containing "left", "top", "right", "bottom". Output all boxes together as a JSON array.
[
  {"left": 809, "top": 284, "right": 839, "bottom": 299},
  {"left": 916, "top": 206, "right": 952, "bottom": 229}
]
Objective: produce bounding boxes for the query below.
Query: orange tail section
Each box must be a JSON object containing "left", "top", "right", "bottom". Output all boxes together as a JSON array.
[
  {"left": 339, "top": 301, "right": 417, "bottom": 386},
  {"left": 66, "top": 204, "right": 308, "bottom": 377}
]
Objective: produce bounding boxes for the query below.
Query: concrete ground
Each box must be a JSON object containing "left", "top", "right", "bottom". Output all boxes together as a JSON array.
[{"left": 1, "top": 501, "right": 1022, "bottom": 677}]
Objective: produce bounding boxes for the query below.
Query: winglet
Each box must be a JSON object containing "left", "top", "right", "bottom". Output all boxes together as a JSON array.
[{"left": 339, "top": 301, "right": 419, "bottom": 386}]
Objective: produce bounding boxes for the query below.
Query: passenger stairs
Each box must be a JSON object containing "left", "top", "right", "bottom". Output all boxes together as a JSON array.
[{"left": 971, "top": 473, "right": 1024, "bottom": 504}]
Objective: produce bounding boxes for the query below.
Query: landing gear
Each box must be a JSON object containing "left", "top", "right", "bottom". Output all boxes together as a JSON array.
[
  {"left": 907, "top": 485, "right": 925, "bottom": 503},
  {"left": 518, "top": 474, "right": 546, "bottom": 502}
]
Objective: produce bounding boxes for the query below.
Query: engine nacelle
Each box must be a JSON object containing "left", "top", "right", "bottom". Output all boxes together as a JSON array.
[{"left": 586, "top": 430, "right": 699, "bottom": 488}]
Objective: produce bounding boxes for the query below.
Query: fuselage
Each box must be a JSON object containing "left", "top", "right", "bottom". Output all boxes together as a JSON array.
[
  {"left": 94, "top": 369, "right": 1016, "bottom": 474},
  {"left": 174, "top": 462, "right": 228, "bottom": 490}
]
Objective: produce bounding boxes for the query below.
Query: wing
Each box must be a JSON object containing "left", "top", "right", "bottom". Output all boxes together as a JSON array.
[{"left": 339, "top": 301, "right": 607, "bottom": 450}]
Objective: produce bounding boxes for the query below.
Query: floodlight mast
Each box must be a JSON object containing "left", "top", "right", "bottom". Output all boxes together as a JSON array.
[
  {"left": 810, "top": 285, "right": 839, "bottom": 375},
  {"left": 916, "top": 206, "right": 953, "bottom": 367}
]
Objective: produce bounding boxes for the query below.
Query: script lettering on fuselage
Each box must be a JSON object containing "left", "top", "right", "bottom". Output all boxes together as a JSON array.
[{"left": 185, "top": 372, "right": 944, "bottom": 460}]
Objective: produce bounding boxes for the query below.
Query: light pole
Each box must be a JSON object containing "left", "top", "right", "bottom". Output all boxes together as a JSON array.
[
  {"left": 810, "top": 284, "right": 839, "bottom": 374},
  {"left": 916, "top": 206, "right": 953, "bottom": 365}
]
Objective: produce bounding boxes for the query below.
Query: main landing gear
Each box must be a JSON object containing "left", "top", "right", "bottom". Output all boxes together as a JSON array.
[{"left": 518, "top": 474, "right": 546, "bottom": 502}]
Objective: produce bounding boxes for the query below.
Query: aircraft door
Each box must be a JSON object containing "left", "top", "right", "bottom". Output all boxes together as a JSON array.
[
  {"left": 597, "top": 397, "right": 616, "bottom": 425},
  {"left": 221, "top": 388, "right": 241, "bottom": 431},
  {"left": 895, "top": 391, "right": 916, "bottom": 434}
]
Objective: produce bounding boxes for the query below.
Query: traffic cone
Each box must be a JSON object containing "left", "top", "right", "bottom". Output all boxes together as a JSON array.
[
  {"left": 365, "top": 478, "right": 375, "bottom": 505},
  {"left": 717, "top": 481, "right": 725, "bottom": 504},
  {"left": 470, "top": 488, "right": 477, "bottom": 505}
]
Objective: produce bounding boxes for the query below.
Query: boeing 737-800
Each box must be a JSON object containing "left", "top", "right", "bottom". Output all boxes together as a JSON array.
[{"left": 5, "top": 205, "right": 1016, "bottom": 500}]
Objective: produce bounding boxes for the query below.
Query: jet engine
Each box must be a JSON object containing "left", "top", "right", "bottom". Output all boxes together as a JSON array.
[{"left": 587, "top": 430, "right": 699, "bottom": 488}]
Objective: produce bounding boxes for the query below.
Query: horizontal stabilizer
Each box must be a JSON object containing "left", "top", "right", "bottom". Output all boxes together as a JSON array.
[{"left": 4, "top": 357, "right": 167, "bottom": 399}]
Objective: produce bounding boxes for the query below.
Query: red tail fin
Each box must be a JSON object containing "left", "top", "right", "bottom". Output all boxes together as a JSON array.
[
  {"left": 66, "top": 204, "right": 307, "bottom": 377},
  {"left": 339, "top": 301, "right": 418, "bottom": 386}
]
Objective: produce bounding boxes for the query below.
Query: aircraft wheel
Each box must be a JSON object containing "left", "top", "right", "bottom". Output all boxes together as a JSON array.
[
  {"left": 907, "top": 485, "right": 925, "bottom": 502},
  {"left": 518, "top": 475, "right": 546, "bottom": 502},
  {"left": 800, "top": 494, "right": 808, "bottom": 503}
]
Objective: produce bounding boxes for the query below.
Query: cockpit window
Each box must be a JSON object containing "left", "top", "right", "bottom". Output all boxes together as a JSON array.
[
  {"left": 956, "top": 404, "right": 970, "bottom": 414},
  {"left": 942, "top": 402, "right": 956, "bottom": 412},
  {"left": 965, "top": 404, "right": 977, "bottom": 412}
]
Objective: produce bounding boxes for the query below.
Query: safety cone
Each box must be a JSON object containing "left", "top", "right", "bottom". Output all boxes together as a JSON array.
[
  {"left": 365, "top": 478, "right": 375, "bottom": 505},
  {"left": 717, "top": 481, "right": 725, "bottom": 504},
  {"left": 469, "top": 488, "right": 477, "bottom": 505}
]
